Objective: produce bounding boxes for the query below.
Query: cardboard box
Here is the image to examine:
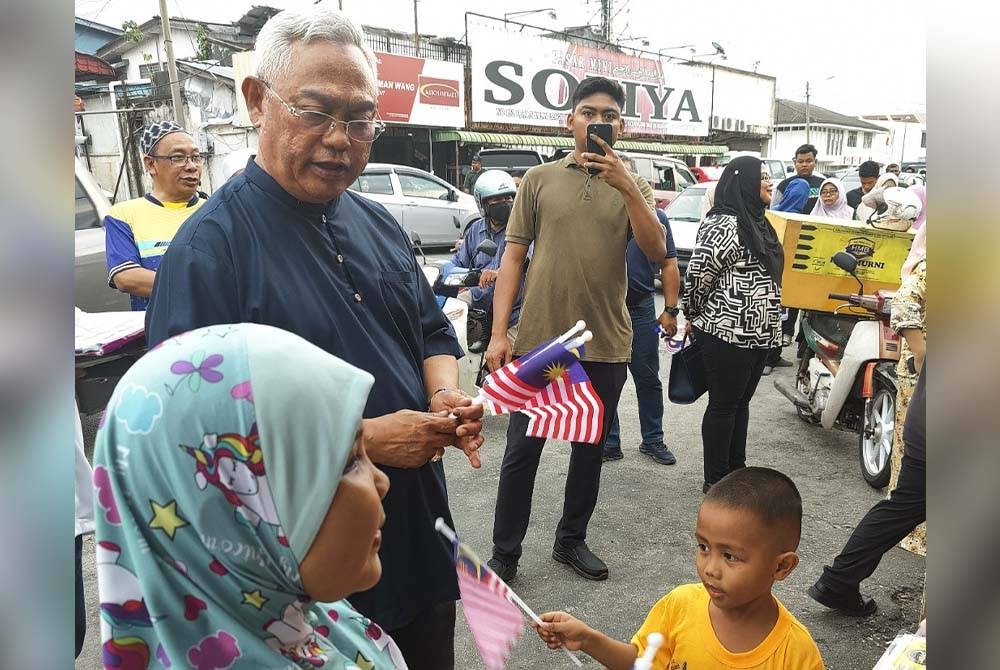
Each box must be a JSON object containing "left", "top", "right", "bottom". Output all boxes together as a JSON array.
[{"left": 766, "top": 211, "right": 914, "bottom": 313}]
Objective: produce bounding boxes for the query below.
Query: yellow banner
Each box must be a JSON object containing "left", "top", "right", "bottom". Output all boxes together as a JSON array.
[{"left": 790, "top": 223, "right": 914, "bottom": 282}]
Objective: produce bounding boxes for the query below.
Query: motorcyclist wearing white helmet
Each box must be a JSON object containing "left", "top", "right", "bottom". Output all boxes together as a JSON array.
[
  {"left": 440, "top": 169, "right": 528, "bottom": 341},
  {"left": 859, "top": 186, "right": 922, "bottom": 230}
]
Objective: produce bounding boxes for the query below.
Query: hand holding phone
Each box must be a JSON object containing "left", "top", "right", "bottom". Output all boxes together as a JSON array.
[{"left": 586, "top": 123, "right": 614, "bottom": 175}]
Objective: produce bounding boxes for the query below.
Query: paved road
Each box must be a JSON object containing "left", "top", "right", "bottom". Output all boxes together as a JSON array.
[{"left": 76, "top": 283, "right": 923, "bottom": 669}]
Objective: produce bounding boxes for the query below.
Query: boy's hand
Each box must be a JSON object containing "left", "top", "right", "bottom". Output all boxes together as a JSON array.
[{"left": 535, "top": 611, "right": 592, "bottom": 651}]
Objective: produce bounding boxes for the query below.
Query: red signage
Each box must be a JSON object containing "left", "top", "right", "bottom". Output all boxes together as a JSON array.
[
  {"left": 418, "top": 76, "right": 460, "bottom": 107},
  {"left": 375, "top": 52, "right": 464, "bottom": 127}
]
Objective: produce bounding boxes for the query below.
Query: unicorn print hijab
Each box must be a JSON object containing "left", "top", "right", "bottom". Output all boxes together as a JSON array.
[{"left": 93, "top": 323, "right": 407, "bottom": 670}]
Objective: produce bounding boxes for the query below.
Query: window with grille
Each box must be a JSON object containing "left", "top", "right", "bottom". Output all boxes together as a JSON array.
[
  {"left": 139, "top": 63, "right": 162, "bottom": 80},
  {"left": 863, "top": 133, "right": 873, "bottom": 149},
  {"left": 847, "top": 131, "right": 857, "bottom": 148}
]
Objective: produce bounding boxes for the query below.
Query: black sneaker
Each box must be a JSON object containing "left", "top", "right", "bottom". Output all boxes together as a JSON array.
[
  {"left": 807, "top": 581, "right": 877, "bottom": 616},
  {"left": 487, "top": 556, "right": 517, "bottom": 583},
  {"left": 639, "top": 443, "right": 677, "bottom": 465},
  {"left": 552, "top": 541, "right": 608, "bottom": 581},
  {"left": 602, "top": 445, "right": 624, "bottom": 462},
  {"left": 772, "top": 357, "right": 794, "bottom": 368}
]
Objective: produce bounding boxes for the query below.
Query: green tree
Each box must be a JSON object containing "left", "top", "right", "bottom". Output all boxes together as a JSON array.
[
  {"left": 122, "top": 20, "right": 144, "bottom": 44},
  {"left": 195, "top": 23, "right": 212, "bottom": 60}
]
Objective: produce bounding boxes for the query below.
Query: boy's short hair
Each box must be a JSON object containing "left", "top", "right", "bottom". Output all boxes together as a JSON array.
[
  {"left": 794, "top": 144, "right": 818, "bottom": 158},
  {"left": 859, "top": 160, "right": 880, "bottom": 178},
  {"left": 704, "top": 467, "right": 803, "bottom": 549},
  {"left": 572, "top": 76, "right": 626, "bottom": 110}
]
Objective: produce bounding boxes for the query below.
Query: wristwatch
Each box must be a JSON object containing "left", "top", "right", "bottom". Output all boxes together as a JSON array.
[{"left": 663, "top": 305, "right": 680, "bottom": 317}]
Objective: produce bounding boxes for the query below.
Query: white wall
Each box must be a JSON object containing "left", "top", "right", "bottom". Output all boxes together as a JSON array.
[
  {"left": 708, "top": 67, "right": 776, "bottom": 136},
  {"left": 769, "top": 125, "right": 891, "bottom": 169},
  {"left": 118, "top": 30, "right": 200, "bottom": 81},
  {"left": 863, "top": 119, "right": 926, "bottom": 165}
]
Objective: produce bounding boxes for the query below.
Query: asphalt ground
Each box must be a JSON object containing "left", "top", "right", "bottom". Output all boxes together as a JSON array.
[{"left": 76, "top": 280, "right": 923, "bottom": 670}]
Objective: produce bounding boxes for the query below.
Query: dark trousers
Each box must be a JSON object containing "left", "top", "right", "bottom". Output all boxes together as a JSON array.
[
  {"left": 819, "top": 454, "right": 926, "bottom": 593},
  {"left": 492, "top": 361, "right": 627, "bottom": 560},
  {"left": 607, "top": 296, "right": 664, "bottom": 448},
  {"left": 697, "top": 329, "right": 768, "bottom": 487},
  {"left": 75, "top": 535, "right": 85, "bottom": 659},
  {"left": 387, "top": 600, "right": 456, "bottom": 670}
]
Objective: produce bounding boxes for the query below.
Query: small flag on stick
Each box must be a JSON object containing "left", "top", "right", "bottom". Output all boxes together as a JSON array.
[
  {"left": 435, "top": 519, "right": 582, "bottom": 669},
  {"left": 479, "top": 321, "right": 605, "bottom": 444}
]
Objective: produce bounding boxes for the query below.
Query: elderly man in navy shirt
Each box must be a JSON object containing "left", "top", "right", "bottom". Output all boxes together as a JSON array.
[{"left": 145, "top": 7, "right": 483, "bottom": 669}]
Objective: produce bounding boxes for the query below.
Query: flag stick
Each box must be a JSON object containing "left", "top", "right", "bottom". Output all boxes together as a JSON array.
[
  {"left": 435, "top": 518, "right": 583, "bottom": 667},
  {"left": 633, "top": 632, "right": 663, "bottom": 670},
  {"left": 555, "top": 320, "right": 586, "bottom": 344}
]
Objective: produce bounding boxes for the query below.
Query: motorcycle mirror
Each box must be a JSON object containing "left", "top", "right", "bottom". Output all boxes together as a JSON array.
[
  {"left": 475, "top": 239, "right": 499, "bottom": 257},
  {"left": 831, "top": 251, "right": 864, "bottom": 294}
]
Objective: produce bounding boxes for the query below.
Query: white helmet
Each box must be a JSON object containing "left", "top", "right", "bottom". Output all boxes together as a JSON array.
[
  {"left": 472, "top": 169, "right": 517, "bottom": 218},
  {"left": 863, "top": 186, "right": 922, "bottom": 231}
]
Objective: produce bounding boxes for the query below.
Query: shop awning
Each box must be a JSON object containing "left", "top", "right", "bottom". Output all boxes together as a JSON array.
[{"left": 432, "top": 130, "right": 728, "bottom": 155}]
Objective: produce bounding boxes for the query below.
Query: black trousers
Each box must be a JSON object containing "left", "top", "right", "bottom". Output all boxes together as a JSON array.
[
  {"left": 819, "top": 454, "right": 926, "bottom": 593},
  {"left": 697, "top": 329, "right": 768, "bottom": 487},
  {"left": 387, "top": 600, "right": 456, "bottom": 670},
  {"left": 492, "top": 361, "right": 627, "bottom": 560}
]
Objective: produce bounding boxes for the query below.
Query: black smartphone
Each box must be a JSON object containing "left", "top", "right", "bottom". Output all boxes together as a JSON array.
[{"left": 586, "top": 123, "right": 614, "bottom": 175}]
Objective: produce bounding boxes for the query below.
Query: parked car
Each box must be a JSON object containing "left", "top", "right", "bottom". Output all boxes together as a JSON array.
[
  {"left": 348, "top": 164, "right": 480, "bottom": 248},
  {"left": 663, "top": 182, "right": 714, "bottom": 275},
  {"left": 75, "top": 158, "right": 130, "bottom": 313},
  {"left": 476, "top": 148, "right": 544, "bottom": 174}
]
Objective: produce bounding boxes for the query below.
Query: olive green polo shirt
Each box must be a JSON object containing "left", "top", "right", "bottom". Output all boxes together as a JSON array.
[{"left": 506, "top": 154, "right": 655, "bottom": 362}]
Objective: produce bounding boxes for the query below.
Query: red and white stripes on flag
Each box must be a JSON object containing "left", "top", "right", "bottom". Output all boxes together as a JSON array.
[
  {"left": 481, "top": 360, "right": 605, "bottom": 444},
  {"left": 520, "top": 372, "right": 604, "bottom": 444},
  {"left": 456, "top": 558, "right": 524, "bottom": 670}
]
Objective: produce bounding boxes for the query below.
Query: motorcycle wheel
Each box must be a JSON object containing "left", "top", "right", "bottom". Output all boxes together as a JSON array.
[
  {"left": 859, "top": 385, "right": 895, "bottom": 489},
  {"left": 794, "top": 364, "right": 820, "bottom": 425}
]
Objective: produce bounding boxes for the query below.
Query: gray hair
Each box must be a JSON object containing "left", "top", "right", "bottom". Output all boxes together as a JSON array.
[{"left": 253, "top": 6, "right": 378, "bottom": 93}]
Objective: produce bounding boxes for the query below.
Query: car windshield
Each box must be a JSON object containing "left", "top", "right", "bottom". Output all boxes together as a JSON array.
[{"left": 665, "top": 187, "right": 707, "bottom": 220}]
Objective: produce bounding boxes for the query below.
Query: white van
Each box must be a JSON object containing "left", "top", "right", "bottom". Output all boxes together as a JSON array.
[{"left": 620, "top": 152, "right": 698, "bottom": 205}]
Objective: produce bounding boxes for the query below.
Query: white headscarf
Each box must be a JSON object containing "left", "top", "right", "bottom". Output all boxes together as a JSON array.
[{"left": 810, "top": 177, "right": 853, "bottom": 219}]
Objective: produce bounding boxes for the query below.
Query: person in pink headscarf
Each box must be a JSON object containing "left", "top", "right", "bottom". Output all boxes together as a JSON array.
[{"left": 901, "top": 186, "right": 926, "bottom": 279}]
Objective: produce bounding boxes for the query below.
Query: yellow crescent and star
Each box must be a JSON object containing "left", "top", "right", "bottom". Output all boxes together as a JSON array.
[
  {"left": 543, "top": 362, "right": 569, "bottom": 382},
  {"left": 148, "top": 499, "right": 188, "bottom": 540}
]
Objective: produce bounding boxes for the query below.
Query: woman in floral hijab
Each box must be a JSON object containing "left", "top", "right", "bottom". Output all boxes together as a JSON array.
[{"left": 92, "top": 323, "right": 406, "bottom": 669}]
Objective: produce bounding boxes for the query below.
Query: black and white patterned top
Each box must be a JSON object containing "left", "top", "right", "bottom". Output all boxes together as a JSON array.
[{"left": 682, "top": 213, "right": 782, "bottom": 349}]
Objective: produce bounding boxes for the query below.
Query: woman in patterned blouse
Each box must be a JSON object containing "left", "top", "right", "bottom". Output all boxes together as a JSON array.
[{"left": 683, "top": 156, "right": 784, "bottom": 493}]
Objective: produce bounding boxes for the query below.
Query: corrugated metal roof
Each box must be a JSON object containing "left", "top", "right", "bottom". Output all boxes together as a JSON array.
[
  {"left": 775, "top": 99, "right": 888, "bottom": 132},
  {"left": 432, "top": 131, "right": 727, "bottom": 154}
]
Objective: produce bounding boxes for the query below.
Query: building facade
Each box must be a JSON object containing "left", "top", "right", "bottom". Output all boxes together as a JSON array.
[{"left": 768, "top": 99, "right": 891, "bottom": 172}]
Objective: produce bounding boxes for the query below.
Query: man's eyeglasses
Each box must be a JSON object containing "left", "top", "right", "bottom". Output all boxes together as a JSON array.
[
  {"left": 261, "top": 81, "right": 385, "bottom": 143},
  {"left": 760, "top": 173, "right": 773, "bottom": 182},
  {"left": 149, "top": 154, "right": 204, "bottom": 166}
]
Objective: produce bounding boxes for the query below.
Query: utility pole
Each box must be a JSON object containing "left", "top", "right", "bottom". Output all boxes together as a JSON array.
[
  {"left": 805, "top": 80, "right": 811, "bottom": 145},
  {"left": 413, "top": 0, "right": 420, "bottom": 56},
  {"left": 600, "top": 0, "right": 612, "bottom": 42},
  {"left": 158, "top": 0, "right": 186, "bottom": 127}
]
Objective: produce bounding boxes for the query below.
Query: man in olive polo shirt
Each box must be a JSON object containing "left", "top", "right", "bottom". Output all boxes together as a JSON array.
[{"left": 484, "top": 76, "right": 667, "bottom": 583}]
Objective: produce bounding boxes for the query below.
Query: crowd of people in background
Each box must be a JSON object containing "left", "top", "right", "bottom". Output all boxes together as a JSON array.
[{"left": 74, "top": 5, "right": 926, "bottom": 668}]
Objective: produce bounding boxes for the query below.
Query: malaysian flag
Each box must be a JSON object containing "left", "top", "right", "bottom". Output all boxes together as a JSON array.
[
  {"left": 480, "top": 333, "right": 605, "bottom": 444},
  {"left": 453, "top": 537, "right": 524, "bottom": 670}
]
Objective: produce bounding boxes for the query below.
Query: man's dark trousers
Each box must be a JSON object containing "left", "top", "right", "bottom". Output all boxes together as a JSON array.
[
  {"left": 818, "top": 454, "right": 926, "bottom": 593},
  {"left": 492, "top": 361, "right": 627, "bottom": 560}
]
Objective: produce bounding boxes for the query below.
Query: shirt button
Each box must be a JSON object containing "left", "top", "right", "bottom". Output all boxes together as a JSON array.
[
  {"left": 353, "top": 293, "right": 362, "bottom": 302},
  {"left": 321, "top": 214, "right": 327, "bottom": 223},
  {"left": 337, "top": 254, "right": 344, "bottom": 263}
]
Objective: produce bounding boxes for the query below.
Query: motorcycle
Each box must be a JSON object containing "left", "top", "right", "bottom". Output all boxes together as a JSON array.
[
  {"left": 410, "top": 232, "right": 499, "bottom": 394},
  {"left": 773, "top": 251, "right": 900, "bottom": 489},
  {"left": 431, "top": 238, "right": 499, "bottom": 391}
]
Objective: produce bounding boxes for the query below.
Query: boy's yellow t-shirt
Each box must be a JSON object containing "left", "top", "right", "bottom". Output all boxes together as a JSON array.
[{"left": 631, "top": 583, "right": 824, "bottom": 670}]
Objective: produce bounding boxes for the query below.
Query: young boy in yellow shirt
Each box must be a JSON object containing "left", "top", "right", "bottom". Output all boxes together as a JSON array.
[{"left": 536, "top": 467, "right": 824, "bottom": 669}]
